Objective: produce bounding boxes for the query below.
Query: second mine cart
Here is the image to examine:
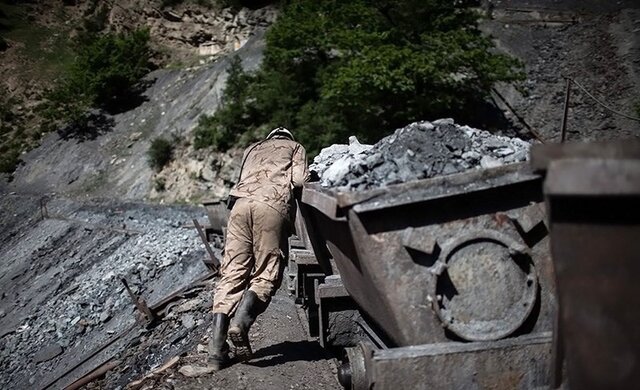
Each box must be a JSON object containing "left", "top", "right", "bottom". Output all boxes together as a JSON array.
[{"left": 297, "top": 162, "right": 556, "bottom": 389}]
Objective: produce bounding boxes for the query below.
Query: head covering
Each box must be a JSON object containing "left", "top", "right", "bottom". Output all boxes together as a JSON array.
[{"left": 266, "top": 127, "right": 295, "bottom": 141}]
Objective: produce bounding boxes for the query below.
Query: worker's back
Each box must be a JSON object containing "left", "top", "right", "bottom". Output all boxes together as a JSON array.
[{"left": 230, "top": 135, "right": 308, "bottom": 217}]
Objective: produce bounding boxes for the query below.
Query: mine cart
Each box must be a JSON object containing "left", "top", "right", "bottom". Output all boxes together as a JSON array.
[
  {"left": 532, "top": 141, "right": 640, "bottom": 390},
  {"left": 298, "top": 162, "right": 557, "bottom": 389},
  {"left": 201, "top": 199, "right": 229, "bottom": 235}
]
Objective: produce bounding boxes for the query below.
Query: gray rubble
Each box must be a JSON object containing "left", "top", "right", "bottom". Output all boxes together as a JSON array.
[
  {"left": 0, "top": 194, "right": 210, "bottom": 389},
  {"left": 310, "top": 119, "right": 532, "bottom": 191}
]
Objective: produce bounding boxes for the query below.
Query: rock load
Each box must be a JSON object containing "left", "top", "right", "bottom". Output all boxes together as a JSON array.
[{"left": 310, "top": 119, "right": 531, "bottom": 191}]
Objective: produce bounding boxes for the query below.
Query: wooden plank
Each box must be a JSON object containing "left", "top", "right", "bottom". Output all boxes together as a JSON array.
[
  {"left": 65, "top": 360, "right": 121, "bottom": 390},
  {"left": 192, "top": 218, "right": 220, "bottom": 270}
]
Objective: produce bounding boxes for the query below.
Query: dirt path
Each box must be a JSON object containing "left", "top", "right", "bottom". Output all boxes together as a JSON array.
[{"left": 168, "top": 293, "right": 340, "bottom": 390}]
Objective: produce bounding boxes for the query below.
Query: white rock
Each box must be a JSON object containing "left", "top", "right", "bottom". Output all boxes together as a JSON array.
[
  {"left": 322, "top": 157, "right": 352, "bottom": 185},
  {"left": 179, "top": 365, "right": 216, "bottom": 377},
  {"left": 462, "top": 151, "right": 481, "bottom": 161},
  {"left": 418, "top": 122, "right": 435, "bottom": 131},
  {"left": 432, "top": 118, "right": 455, "bottom": 125},
  {"left": 494, "top": 147, "right": 515, "bottom": 157},
  {"left": 347, "top": 136, "right": 372, "bottom": 155},
  {"left": 480, "top": 156, "right": 504, "bottom": 169}
]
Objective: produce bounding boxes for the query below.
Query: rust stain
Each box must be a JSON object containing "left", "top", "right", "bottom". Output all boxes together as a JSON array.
[
  {"left": 493, "top": 212, "right": 510, "bottom": 226},
  {"left": 478, "top": 369, "right": 524, "bottom": 390}
]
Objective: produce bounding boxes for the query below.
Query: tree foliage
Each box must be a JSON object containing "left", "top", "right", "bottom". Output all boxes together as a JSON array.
[
  {"left": 195, "top": 0, "right": 524, "bottom": 154},
  {"left": 43, "top": 28, "right": 153, "bottom": 132},
  {"left": 194, "top": 56, "right": 255, "bottom": 150}
]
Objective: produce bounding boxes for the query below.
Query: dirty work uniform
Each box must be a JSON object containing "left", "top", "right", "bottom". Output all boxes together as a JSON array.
[{"left": 213, "top": 136, "right": 309, "bottom": 315}]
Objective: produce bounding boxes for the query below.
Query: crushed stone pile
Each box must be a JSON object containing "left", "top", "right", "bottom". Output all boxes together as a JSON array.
[
  {"left": 310, "top": 119, "right": 531, "bottom": 191},
  {"left": 0, "top": 196, "right": 212, "bottom": 389}
]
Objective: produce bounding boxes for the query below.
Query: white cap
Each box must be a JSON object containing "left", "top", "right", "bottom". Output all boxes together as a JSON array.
[{"left": 266, "top": 127, "right": 294, "bottom": 141}]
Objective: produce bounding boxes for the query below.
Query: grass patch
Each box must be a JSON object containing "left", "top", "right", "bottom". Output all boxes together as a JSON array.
[{"left": 0, "top": 2, "right": 74, "bottom": 79}]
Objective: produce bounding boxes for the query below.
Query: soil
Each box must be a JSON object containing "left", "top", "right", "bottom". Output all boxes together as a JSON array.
[{"left": 483, "top": 0, "right": 640, "bottom": 142}]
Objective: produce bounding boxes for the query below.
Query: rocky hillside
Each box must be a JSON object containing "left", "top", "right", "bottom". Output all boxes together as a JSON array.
[
  {"left": 1, "top": 0, "right": 276, "bottom": 202},
  {"left": 1, "top": 0, "right": 639, "bottom": 204}
]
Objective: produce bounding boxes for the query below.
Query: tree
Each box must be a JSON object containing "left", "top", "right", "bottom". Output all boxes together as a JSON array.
[
  {"left": 195, "top": 0, "right": 523, "bottom": 154},
  {"left": 43, "top": 29, "right": 153, "bottom": 133},
  {"left": 194, "top": 56, "right": 257, "bottom": 151}
]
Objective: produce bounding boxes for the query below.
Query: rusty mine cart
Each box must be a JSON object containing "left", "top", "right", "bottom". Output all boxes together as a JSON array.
[
  {"left": 289, "top": 142, "right": 640, "bottom": 390},
  {"left": 203, "top": 140, "right": 640, "bottom": 390}
]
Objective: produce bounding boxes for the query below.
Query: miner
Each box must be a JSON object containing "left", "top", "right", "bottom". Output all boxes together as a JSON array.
[{"left": 208, "top": 127, "right": 309, "bottom": 370}]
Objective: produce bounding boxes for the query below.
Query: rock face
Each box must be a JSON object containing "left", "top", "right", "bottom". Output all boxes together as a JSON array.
[
  {"left": 310, "top": 119, "right": 531, "bottom": 191},
  {"left": 0, "top": 1, "right": 276, "bottom": 202},
  {"left": 104, "top": 3, "right": 277, "bottom": 65}
]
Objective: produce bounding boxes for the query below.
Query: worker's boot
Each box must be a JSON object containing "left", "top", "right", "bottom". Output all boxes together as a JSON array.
[
  {"left": 208, "top": 313, "right": 230, "bottom": 370},
  {"left": 228, "top": 290, "right": 269, "bottom": 361}
]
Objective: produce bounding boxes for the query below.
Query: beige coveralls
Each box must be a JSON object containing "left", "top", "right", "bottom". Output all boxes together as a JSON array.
[{"left": 213, "top": 136, "right": 309, "bottom": 315}]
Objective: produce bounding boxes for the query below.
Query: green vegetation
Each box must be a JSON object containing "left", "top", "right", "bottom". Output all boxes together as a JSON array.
[
  {"left": 154, "top": 176, "right": 167, "bottom": 192},
  {"left": 0, "top": 1, "right": 75, "bottom": 175},
  {"left": 0, "top": 2, "right": 74, "bottom": 78},
  {"left": 194, "top": 0, "right": 523, "bottom": 155},
  {"left": 42, "top": 28, "right": 153, "bottom": 132},
  {"left": 194, "top": 56, "right": 253, "bottom": 150},
  {"left": 148, "top": 137, "right": 175, "bottom": 171},
  {"left": 0, "top": 2, "right": 154, "bottom": 174},
  {"left": 0, "top": 91, "right": 23, "bottom": 174}
]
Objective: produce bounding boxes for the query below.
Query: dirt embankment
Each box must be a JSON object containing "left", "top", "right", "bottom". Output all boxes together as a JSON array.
[{"left": 484, "top": 0, "right": 640, "bottom": 142}]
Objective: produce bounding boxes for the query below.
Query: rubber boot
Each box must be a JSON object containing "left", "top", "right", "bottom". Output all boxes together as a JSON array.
[
  {"left": 228, "top": 290, "right": 269, "bottom": 361},
  {"left": 208, "top": 313, "right": 230, "bottom": 370}
]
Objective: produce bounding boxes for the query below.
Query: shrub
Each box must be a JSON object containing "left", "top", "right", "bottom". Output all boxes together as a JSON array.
[
  {"left": 148, "top": 137, "right": 174, "bottom": 171},
  {"left": 154, "top": 177, "right": 167, "bottom": 191},
  {"left": 160, "top": 0, "right": 229, "bottom": 8},
  {"left": 0, "top": 145, "right": 21, "bottom": 174},
  {"left": 0, "top": 93, "right": 23, "bottom": 174},
  {"left": 43, "top": 28, "right": 153, "bottom": 133}
]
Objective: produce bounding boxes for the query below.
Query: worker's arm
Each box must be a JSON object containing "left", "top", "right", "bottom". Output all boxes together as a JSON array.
[{"left": 291, "top": 143, "right": 309, "bottom": 193}]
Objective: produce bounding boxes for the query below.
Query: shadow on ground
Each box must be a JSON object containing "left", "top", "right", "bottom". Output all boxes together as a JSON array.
[
  {"left": 56, "top": 79, "right": 155, "bottom": 142},
  {"left": 102, "top": 79, "right": 155, "bottom": 115},
  {"left": 246, "top": 340, "right": 329, "bottom": 368},
  {"left": 57, "top": 110, "right": 116, "bottom": 142}
]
